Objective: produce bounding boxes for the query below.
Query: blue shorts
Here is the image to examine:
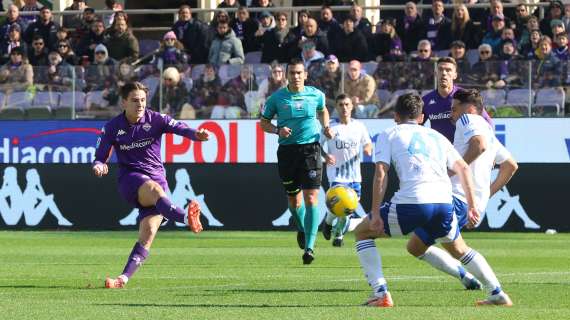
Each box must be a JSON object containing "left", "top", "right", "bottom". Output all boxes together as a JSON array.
[
  {"left": 379, "top": 202, "right": 459, "bottom": 246},
  {"left": 118, "top": 171, "right": 170, "bottom": 223},
  {"left": 330, "top": 181, "right": 362, "bottom": 198},
  {"left": 453, "top": 196, "right": 468, "bottom": 230}
]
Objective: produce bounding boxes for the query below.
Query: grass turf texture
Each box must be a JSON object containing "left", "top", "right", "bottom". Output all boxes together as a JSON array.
[{"left": 0, "top": 231, "right": 569, "bottom": 319}]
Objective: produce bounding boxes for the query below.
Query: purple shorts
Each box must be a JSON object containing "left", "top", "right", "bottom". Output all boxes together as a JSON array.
[{"left": 118, "top": 171, "right": 170, "bottom": 223}]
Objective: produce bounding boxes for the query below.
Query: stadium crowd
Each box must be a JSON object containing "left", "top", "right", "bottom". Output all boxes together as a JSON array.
[{"left": 0, "top": 0, "right": 568, "bottom": 119}]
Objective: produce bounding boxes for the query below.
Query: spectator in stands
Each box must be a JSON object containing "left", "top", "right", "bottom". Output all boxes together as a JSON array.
[
  {"left": 501, "top": 27, "right": 516, "bottom": 45},
  {"left": 370, "top": 19, "right": 402, "bottom": 61},
  {"left": 438, "top": 4, "right": 480, "bottom": 50},
  {"left": 257, "top": 62, "right": 287, "bottom": 99},
  {"left": 482, "top": 15, "right": 506, "bottom": 55},
  {"left": 563, "top": 4, "right": 570, "bottom": 31},
  {"left": 209, "top": 20, "right": 245, "bottom": 65},
  {"left": 427, "top": 0, "right": 451, "bottom": 50},
  {"left": 520, "top": 29, "right": 541, "bottom": 59},
  {"left": 550, "top": 20, "right": 566, "bottom": 42},
  {"left": 172, "top": 5, "right": 209, "bottom": 65},
  {"left": 314, "top": 55, "right": 341, "bottom": 112},
  {"left": 20, "top": 0, "right": 42, "bottom": 26},
  {"left": 28, "top": 35, "right": 48, "bottom": 67},
  {"left": 407, "top": 40, "right": 436, "bottom": 90},
  {"left": 70, "top": 8, "right": 96, "bottom": 48},
  {"left": 85, "top": 44, "right": 116, "bottom": 92},
  {"left": 218, "top": 0, "right": 240, "bottom": 20},
  {"left": 152, "top": 31, "right": 188, "bottom": 73},
  {"left": 63, "top": 0, "right": 87, "bottom": 30},
  {"left": 396, "top": 2, "right": 426, "bottom": 53},
  {"left": 76, "top": 19, "right": 105, "bottom": 62},
  {"left": 190, "top": 64, "right": 223, "bottom": 118},
  {"left": 496, "top": 39, "right": 526, "bottom": 89},
  {"left": 540, "top": 0, "right": 564, "bottom": 38},
  {"left": 518, "top": 15, "right": 538, "bottom": 51},
  {"left": 102, "top": 0, "right": 123, "bottom": 28},
  {"left": 481, "top": 0, "right": 511, "bottom": 34},
  {"left": 301, "top": 41, "right": 325, "bottom": 85},
  {"left": 1, "top": 24, "right": 28, "bottom": 65},
  {"left": 291, "top": 10, "right": 310, "bottom": 38},
  {"left": 514, "top": 4, "right": 531, "bottom": 39},
  {"left": 221, "top": 65, "right": 258, "bottom": 115},
  {"left": 250, "top": 0, "right": 274, "bottom": 21},
  {"left": 209, "top": 10, "right": 232, "bottom": 32},
  {"left": 150, "top": 67, "right": 191, "bottom": 118},
  {"left": 0, "top": 47, "right": 33, "bottom": 92},
  {"left": 105, "top": 15, "right": 139, "bottom": 63},
  {"left": 253, "top": 11, "right": 276, "bottom": 49},
  {"left": 24, "top": 7, "right": 59, "bottom": 52},
  {"left": 343, "top": 60, "right": 379, "bottom": 118},
  {"left": 554, "top": 32, "right": 569, "bottom": 60},
  {"left": 350, "top": 4, "right": 372, "bottom": 37},
  {"left": 469, "top": 43, "right": 501, "bottom": 88},
  {"left": 1, "top": 5, "right": 28, "bottom": 45},
  {"left": 232, "top": 7, "right": 259, "bottom": 54},
  {"left": 332, "top": 17, "right": 368, "bottom": 63},
  {"left": 534, "top": 36, "right": 562, "bottom": 88},
  {"left": 289, "top": 18, "right": 329, "bottom": 60},
  {"left": 261, "top": 12, "right": 295, "bottom": 63},
  {"left": 319, "top": 5, "right": 342, "bottom": 41},
  {"left": 56, "top": 40, "right": 78, "bottom": 65},
  {"left": 449, "top": 40, "right": 470, "bottom": 85}
]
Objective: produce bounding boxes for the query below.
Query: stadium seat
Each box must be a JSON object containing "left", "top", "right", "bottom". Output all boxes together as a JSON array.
[
  {"left": 60, "top": 91, "right": 87, "bottom": 111},
  {"left": 140, "top": 76, "right": 160, "bottom": 100},
  {"left": 244, "top": 51, "right": 262, "bottom": 64},
  {"left": 361, "top": 62, "right": 378, "bottom": 76},
  {"left": 481, "top": 89, "right": 506, "bottom": 109},
  {"left": 219, "top": 64, "right": 242, "bottom": 85},
  {"left": 139, "top": 39, "right": 160, "bottom": 56},
  {"left": 0, "top": 107, "right": 26, "bottom": 120},
  {"left": 505, "top": 89, "right": 534, "bottom": 108},
  {"left": 534, "top": 87, "right": 565, "bottom": 116},
  {"left": 466, "top": 49, "right": 479, "bottom": 66},
  {"left": 376, "top": 89, "right": 392, "bottom": 105},
  {"left": 435, "top": 50, "right": 450, "bottom": 57},
  {"left": 191, "top": 64, "right": 205, "bottom": 80},
  {"left": 7, "top": 91, "right": 33, "bottom": 108},
  {"left": 252, "top": 64, "right": 271, "bottom": 81},
  {"left": 0, "top": 91, "right": 5, "bottom": 108},
  {"left": 33, "top": 91, "right": 60, "bottom": 108},
  {"left": 182, "top": 76, "right": 193, "bottom": 90}
]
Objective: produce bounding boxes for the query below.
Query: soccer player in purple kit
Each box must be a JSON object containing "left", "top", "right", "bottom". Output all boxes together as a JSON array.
[
  {"left": 422, "top": 57, "right": 492, "bottom": 143},
  {"left": 92, "top": 82, "right": 210, "bottom": 289}
]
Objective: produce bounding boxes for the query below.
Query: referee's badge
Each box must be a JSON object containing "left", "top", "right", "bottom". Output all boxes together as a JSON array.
[{"left": 294, "top": 101, "right": 303, "bottom": 111}]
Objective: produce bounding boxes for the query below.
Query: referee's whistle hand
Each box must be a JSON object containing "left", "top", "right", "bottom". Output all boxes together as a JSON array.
[{"left": 280, "top": 127, "right": 292, "bottom": 138}]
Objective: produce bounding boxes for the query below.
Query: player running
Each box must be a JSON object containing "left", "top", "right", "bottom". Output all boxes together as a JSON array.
[
  {"left": 260, "top": 59, "right": 332, "bottom": 264},
  {"left": 354, "top": 93, "right": 512, "bottom": 307},
  {"left": 408, "top": 88, "right": 519, "bottom": 294},
  {"left": 320, "top": 94, "right": 372, "bottom": 247},
  {"left": 92, "top": 82, "right": 210, "bottom": 288}
]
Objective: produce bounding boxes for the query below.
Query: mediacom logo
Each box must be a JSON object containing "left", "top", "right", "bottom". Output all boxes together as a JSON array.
[{"left": 0, "top": 128, "right": 102, "bottom": 164}]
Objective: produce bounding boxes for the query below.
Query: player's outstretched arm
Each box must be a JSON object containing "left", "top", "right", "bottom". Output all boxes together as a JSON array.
[
  {"left": 490, "top": 157, "right": 518, "bottom": 196},
  {"left": 463, "top": 135, "right": 487, "bottom": 164},
  {"left": 453, "top": 159, "right": 479, "bottom": 228},
  {"left": 370, "top": 162, "right": 389, "bottom": 233}
]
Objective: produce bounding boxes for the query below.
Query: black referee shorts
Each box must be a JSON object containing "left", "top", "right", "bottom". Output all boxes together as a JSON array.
[{"left": 277, "top": 142, "right": 322, "bottom": 196}]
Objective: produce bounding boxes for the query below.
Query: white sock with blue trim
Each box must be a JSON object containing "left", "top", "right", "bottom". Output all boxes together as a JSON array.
[
  {"left": 356, "top": 239, "right": 387, "bottom": 297},
  {"left": 419, "top": 246, "right": 477, "bottom": 282},
  {"left": 460, "top": 249, "right": 502, "bottom": 295}
]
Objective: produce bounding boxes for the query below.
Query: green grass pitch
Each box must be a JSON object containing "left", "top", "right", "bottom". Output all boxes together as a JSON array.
[{"left": 0, "top": 231, "right": 569, "bottom": 319}]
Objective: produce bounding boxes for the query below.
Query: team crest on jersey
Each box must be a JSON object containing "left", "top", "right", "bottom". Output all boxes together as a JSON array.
[
  {"left": 142, "top": 123, "right": 152, "bottom": 132},
  {"left": 308, "top": 170, "right": 317, "bottom": 179},
  {"left": 429, "top": 99, "right": 436, "bottom": 105}
]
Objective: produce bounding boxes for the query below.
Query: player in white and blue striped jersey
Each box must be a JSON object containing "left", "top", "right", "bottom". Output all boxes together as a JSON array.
[
  {"left": 409, "top": 88, "right": 518, "bottom": 301},
  {"left": 354, "top": 93, "right": 512, "bottom": 307},
  {"left": 320, "top": 94, "right": 372, "bottom": 247}
]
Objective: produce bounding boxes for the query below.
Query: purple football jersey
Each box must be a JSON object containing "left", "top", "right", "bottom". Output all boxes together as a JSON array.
[
  {"left": 422, "top": 86, "right": 493, "bottom": 142},
  {"left": 94, "top": 109, "right": 198, "bottom": 179}
]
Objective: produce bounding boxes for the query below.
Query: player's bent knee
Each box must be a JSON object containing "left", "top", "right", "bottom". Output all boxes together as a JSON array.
[{"left": 138, "top": 180, "right": 166, "bottom": 205}]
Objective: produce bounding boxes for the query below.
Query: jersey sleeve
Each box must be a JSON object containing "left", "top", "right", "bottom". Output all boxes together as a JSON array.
[
  {"left": 261, "top": 94, "right": 277, "bottom": 120},
  {"left": 374, "top": 130, "right": 391, "bottom": 166},
  {"left": 493, "top": 136, "right": 511, "bottom": 165},
  {"left": 162, "top": 113, "right": 199, "bottom": 140},
  {"left": 458, "top": 114, "right": 487, "bottom": 142},
  {"left": 316, "top": 90, "right": 325, "bottom": 111},
  {"left": 93, "top": 124, "right": 114, "bottom": 164}
]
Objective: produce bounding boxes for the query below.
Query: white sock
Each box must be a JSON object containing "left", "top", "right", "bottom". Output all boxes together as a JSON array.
[
  {"left": 325, "top": 212, "right": 336, "bottom": 225},
  {"left": 419, "top": 246, "right": 472, "bottom": 280},
  {"left": 346, "top": 217, "right": 363, "bottom": 233},
  {"left": 118, "top": 274, "right": 129, "bottom": 283},
  {"left": 460, "top": 249, "right": 502, "bottom": 295},
  {"left": 356, "top": 240, "right": 387, "bottom": 296}
]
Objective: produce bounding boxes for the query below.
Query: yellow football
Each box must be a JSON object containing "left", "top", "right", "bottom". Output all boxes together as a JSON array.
[{"left": 325, "top": 185, "right": 359, "bottom": 218}]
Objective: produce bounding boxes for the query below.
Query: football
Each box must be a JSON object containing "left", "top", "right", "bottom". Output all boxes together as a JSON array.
[{"left": 325, "top": 185, "right": 359, "bottom": 218}]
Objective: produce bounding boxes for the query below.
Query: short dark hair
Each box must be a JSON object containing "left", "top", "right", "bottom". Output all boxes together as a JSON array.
[
  {"left": 453, "top": 88, "right": 484, "bottom": 114},
  {"left": 335, "top": 93, "right": 350, "bottom": 102},
  {"left": 437, "top": 56, "right": 457, "bottom": 67},
  {"left": 286, "top": 58, "right": 305, "bottom": 73},
  {"left": 395, "top": 93, "right": 423, "bottom": 120},
  {"left": 120, "top": 82, "right": 148, "bottom": 100}
]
